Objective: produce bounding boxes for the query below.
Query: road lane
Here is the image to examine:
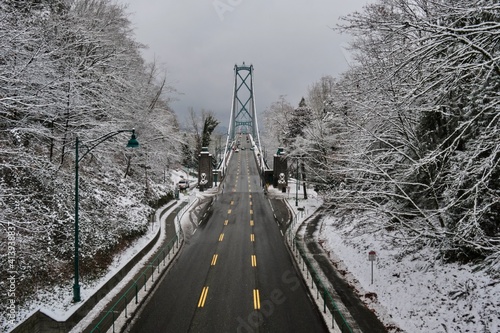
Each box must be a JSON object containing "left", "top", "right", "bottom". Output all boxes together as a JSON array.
[{"left": 126, "top": 139, "right": 327, "bottom": 332}]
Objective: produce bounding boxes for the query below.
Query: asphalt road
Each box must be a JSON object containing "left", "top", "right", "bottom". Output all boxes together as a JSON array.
[
  {"left": 303, "top": 211, "right": 388, "bottom": 333},
  {"left": 126, "top": 139, "right": 328, "bottom": 333}
]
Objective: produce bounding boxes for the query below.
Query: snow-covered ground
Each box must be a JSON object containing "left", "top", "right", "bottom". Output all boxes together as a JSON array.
[
  {"left": 4, "top": 209, "right": 163, "bottom": 332},
  {"left": 321, "top": 216, "right": 499, "bottom": 333},
  {"left": 6, "top": 171, "right": 498, "bottom": 333},
  {"left": 3, "top": 169, "right": 198, "bottom": 333},
  {"left": 4, "top": 197, "right": 181, "bottom": 333},
  {"left": 275, "top": 181, "right": 500, "bottom": 333}
]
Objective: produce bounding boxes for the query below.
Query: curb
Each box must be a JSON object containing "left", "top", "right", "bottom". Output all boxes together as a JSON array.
[
  {"left": 9, "top": 199, "right": 182, "bottom": 333},
  {"left": 282, "top": 199, "right": 358, "bottom": 333}
]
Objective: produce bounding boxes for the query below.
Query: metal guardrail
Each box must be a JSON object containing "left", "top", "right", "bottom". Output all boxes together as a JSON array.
[
  {"left": 285, "top": 211, "right": 353, "bottom": 333},
  {"left": 89, "top": 197, "right": 196, "bottom": 333},
  {"left": 89, "top": 233, "right": 181, "bottom": 333},
  {"left": 89, "top": 195, "right": 351, "bottom": 332},
  {"left": 292, "top": 240, "right": 353, "bottom": 333}
]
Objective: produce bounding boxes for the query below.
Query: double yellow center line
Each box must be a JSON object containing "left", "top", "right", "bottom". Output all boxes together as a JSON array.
[
  {"left": 198, "top": 286, "right": 209, "bottom": 308},
  {"left": 251, "top": 255, "right": 257, "bottom": 267},
  {"left": 249, "top": 195, "right": 260, "bottom": 310},
  {"left": 200, "top": 169, "right": 262, "bottom": 313},
  {"left": 253, "top": 289, "right": 261, "bottom": 310}
]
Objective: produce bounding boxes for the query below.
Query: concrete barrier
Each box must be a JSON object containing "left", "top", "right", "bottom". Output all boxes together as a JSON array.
[{"left": 10, "top": 202, "right": 175, "bottom": 333}]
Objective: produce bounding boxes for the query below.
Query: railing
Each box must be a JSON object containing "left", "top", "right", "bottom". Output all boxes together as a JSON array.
[
  {"left": 292, "top": 240, "right": 353, "bottom": 333},
  {"left": 89, "top": 196, "right": 196, "bottom": 333},
  {"left": 88, "top": 193, "right": 352, "bottom": 332},
  {"left": 89, "top": 233, "right": 181, "bottom": 333},
  {"left": 285, "top": 210, "right": 353, "bottom": 333}
]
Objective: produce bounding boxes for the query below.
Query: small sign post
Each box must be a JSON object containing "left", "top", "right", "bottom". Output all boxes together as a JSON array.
[{"left": 368, "top": 250, "right": 377, "bottom": 284}]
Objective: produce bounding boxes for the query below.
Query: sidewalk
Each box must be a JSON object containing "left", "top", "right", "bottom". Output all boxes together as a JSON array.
[
  {"left": 267, "top": 184, "right": 387, "bottom": 333},
  {"left": 297, "top": 208, "right": 387, "bottom": 333},
  {"left": 73, "top": 198, "right": 188, "bottom": 333}
]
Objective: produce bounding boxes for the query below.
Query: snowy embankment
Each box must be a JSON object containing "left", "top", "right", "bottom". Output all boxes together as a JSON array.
[
  {"left": 3, "top": 169, "right": 196, "bottom": 333},
  {"left": 319, "top": 212, "right": 499, "bottom": 333},
  {"left": 278, "top": 182, "right": 499, "bottom": 333}
]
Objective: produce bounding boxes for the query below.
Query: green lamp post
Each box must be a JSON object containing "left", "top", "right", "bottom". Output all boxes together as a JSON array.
[
  {"left": 295, "top": 158, "right": 299, "bottom": 207},
  {"left": 73, "top": 129, "right": 139, "bottom": 303}
]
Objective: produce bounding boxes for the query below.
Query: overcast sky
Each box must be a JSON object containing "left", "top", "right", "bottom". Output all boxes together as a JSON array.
[{"left": 117, "top": 0, "right": 372, "bottom": 125}]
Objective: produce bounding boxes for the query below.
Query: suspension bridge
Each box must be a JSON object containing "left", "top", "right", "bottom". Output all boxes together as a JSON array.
[{"left": 199, "top": 62, "right": 277, "bottom": 191}]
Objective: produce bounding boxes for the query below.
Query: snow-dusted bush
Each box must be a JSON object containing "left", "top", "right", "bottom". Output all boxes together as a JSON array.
[
  {"left": 265, "top": 0, "right": 499, "bottom": 273},
  {"left": 0, "top": 0, "right": 182, "bottom": 314}
]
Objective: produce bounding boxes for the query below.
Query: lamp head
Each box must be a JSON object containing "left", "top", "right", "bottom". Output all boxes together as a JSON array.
[{"left": 127, "top": 130, "right": 139, "bottom": 148}]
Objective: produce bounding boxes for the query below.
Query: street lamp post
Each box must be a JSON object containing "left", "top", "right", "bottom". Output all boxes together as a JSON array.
[
  {"left": 295, "top": 158, "right": 299, "bottom": 207},
  {"left": 73, "top": 129, "right": 139, "bottom": 303}
]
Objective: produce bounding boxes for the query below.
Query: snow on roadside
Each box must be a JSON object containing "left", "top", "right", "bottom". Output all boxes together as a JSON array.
[
  {"left": 318, "top": 210, "right": 500, "bottom": 333},
  {"left": 4, "top": 214, "right": 162, "bottom": 333},
  {"left": 4, "top": 167, "right": 202, "bottom": 333},
  {"left": 274, "top": 181, "right": 499, "bottom": 333},
  {"left": 3, "top": 172, "right": 190, "bottom": 333}
]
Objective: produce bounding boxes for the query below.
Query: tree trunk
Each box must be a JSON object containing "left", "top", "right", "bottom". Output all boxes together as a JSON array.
[{"left": 301, "top": 160, "right": 307, "bottom": 199}]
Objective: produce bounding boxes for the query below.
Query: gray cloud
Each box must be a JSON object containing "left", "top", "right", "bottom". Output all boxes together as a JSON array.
[{"left": 118, "top": 0, "right": 371, "bottom": 125}]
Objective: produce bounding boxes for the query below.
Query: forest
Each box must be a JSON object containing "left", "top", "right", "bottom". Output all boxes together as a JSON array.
[
  {"left": 264, "top": 0, "right": 499, "bottom": 275},
  {"left": 0, "top": 0, "right": 185, "bottom": 312},
  {"left": 0, "top": 0, "right": 498, "bottom": 330}
]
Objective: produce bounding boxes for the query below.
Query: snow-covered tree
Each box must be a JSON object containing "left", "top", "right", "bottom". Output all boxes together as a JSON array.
[
  {"left": 325, "top": 0, "right": 500, "bottom": 269},
  {"left": 264, "top": 0, "right": 499, "bottom": 273},
  {"left": 262, "top": 95, "right": 295, "bottom": 149},
  {"left": 0, "top": 0, "right": 182, "bottom": 319}
]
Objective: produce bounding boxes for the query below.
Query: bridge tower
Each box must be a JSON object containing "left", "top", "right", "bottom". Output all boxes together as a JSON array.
[
  {"left": 228, "top": 63, "right": 260, "bottom": 143},
  {"left": 220, "top": 62, "right": 266, "bottom": 178}
]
